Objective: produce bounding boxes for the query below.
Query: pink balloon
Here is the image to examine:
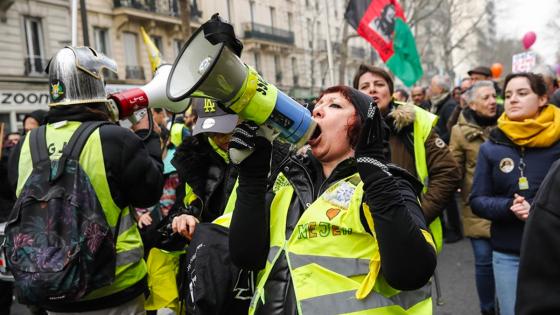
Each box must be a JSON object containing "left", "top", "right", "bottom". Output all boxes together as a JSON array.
[
  {"left": 522, "top": 31, "right": 537, "bottom": 50},
  {"left": 555, "top": 64, "right": 560, "bottom": 76}
]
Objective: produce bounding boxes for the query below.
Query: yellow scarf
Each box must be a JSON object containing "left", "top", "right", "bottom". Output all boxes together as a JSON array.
[{"left": 498, "top": 105, "right": 560, "bottom": 147}]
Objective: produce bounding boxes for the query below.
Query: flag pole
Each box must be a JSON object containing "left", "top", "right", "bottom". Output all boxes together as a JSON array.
[
  {"left": 323, "top": 0, "right": 335, "bottom": 86},
  {"left": 71, "top": 0, "right": 78, "bottom": 46}
]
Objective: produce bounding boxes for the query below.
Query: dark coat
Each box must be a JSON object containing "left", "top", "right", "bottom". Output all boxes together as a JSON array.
[
  {"left": 432, "top": 94, "right": 457, "bottom": 144},
  {"left": 171, "top": 134, "right": 238, "bottom": 223},
  {"left": 469, "top": 128, "right": 560, "bottom": 254},
  {"left": 516, "top": 159, "right": 560, "bottom": 315},
  {"left": 7, "top": 107, "right": 164, "bottom": 310},
  {"left": 9, "top": 112, "right": 164, "bottom": 210},
  {"left": 386, "top": 102, "right": 461, "bottom": 223}
]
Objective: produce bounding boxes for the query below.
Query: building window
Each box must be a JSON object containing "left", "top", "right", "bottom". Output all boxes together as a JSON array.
[
  {"left": 24, "top": 17, "right": 46, "bottom": 75},
  {"left": 94, "top": 27, "right": 110, "bottom": 55},
  {"left": 274, "top": 55, "right": 282, "bottom": 83},
  {"left": 150, "top": 35, "right": 164, "bottom": 55},
  {"left": 291, "top": 57, "right": 298, "bottom": 86},
  {"left": 173, "top": 39, "right": 183, "bottom": 58},
  {"left": 287, "top": 12, "right": 293, "bottom": 31},
  {"left": 94, "top": 27, "right": 117, "bottom": 80},
  {"left": 307, "top": 18, "right": 312, "bottom": 48},
  {"left": 123, "top": 32, "right": 144, "bottom": 80},
  {"left": 270, "top": 6, "right": 276, "bottom": 28},
  {"left": 249, "top": 1, "right": 255, "bottom": 25},
  {"left": 254, "top": 52, "right": 261, "bottom": 73}
]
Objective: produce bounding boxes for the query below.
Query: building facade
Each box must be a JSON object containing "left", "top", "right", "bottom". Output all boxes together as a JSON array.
[{"left": 0, "top": 0, "right": 372, "bottom": 132}]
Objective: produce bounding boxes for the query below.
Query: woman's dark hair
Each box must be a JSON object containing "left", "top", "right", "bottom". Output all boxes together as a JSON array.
[
  {"left": 503, "top": 72, "right": 547, "bottom": 98},
  {"left": 315, "top": 85, "right": 363, "bottom": 148},
  {"left": 352, "top": 64, "right": 394, "bottom": 95}
]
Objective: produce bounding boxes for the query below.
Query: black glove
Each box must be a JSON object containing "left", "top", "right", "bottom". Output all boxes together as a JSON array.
[
  {"left": 229, "top": 121, "right": 272, "bottom": 179},
  {"left": 355, "top": 101, "right": 392, "bottom": 184},
  {"left": 202, "top": 13, "right": 243, "bottom": 57}
]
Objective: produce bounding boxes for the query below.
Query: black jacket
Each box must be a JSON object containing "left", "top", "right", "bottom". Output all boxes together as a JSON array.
[
  {"left": 9, "top": 115, "right": 164, "bottom": 211},
  {"left": 432, "top": 94, "right": 457, "bottom": 144},
  {"left": 171, "top": 134, "right": 238, "bottom": 223},
  {"left": 516, "top": 159, "right": 560, "bottom": 315},
  {"left": 229, "top": 152, "right": 436, "bottom": 315},
  {"left": 8, "top": 109, "right": 164, "bottom": 311}
]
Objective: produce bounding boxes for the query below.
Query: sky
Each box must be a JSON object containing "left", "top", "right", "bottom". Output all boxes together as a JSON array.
[{"left": 495, "top": 0, "right": 559, "bottom": 64}]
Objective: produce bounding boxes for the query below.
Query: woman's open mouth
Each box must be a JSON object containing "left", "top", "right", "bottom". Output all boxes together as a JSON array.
[{"left": 308, "top": 125, "right": 322, "bottom": 145}]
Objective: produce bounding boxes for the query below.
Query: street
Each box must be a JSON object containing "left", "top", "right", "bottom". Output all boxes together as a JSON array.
[{"left": 434, "top": 238, "right": 479, "bottom": 315}]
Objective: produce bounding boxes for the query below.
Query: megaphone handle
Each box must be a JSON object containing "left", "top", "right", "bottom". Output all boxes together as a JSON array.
[
  {"left": 229, "top": 124, "right": 278, "bottom": 165},
  {"left": 229, "top": 147, "right": 254, "bottom": 165}
]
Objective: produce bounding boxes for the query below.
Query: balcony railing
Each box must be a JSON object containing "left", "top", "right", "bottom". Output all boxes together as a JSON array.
[
  {"left": 126, "top": 65, "right": 145, "bottom": 80},
  {"left": 24, "top": 57, "right": 48, "bottom": 76},
  {"left": 243, "top": 22, "right": 295, "bottom": 45},
  {"left": 113, "top": 0, "right": 202, "bottom": 19}
]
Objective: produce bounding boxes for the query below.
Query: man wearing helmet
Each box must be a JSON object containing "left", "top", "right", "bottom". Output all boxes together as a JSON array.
[{"left": 8, "top": 46, "right": 164, "bottom": 314}]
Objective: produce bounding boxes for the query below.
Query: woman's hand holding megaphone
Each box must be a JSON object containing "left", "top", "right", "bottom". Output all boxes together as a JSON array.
[{"left": 229, "top": 121, "right": 275, "bottom": 172}]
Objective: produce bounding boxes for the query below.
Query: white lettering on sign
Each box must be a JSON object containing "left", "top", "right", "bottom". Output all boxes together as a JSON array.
[{"left": 0, "top": 91, "right": 49, "bottom": 106}]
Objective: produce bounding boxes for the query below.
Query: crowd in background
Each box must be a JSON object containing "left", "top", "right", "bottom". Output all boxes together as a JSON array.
[{"left": 1, "top": 45, "right": 560, "bottom": 315}]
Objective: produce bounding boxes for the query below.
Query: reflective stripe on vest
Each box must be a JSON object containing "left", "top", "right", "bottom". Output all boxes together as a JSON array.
[
  {"left": 300, "top": 285, "right": 433, "bottom": 315},
  {"left": 412, "top": 105, "right": 443, "bottom": 253},
  {"left": 16, "top": 122, "right": 147, "bottom": 301},
  {"left": 250, "top": 172, "right": 432, "bottom": 315}
]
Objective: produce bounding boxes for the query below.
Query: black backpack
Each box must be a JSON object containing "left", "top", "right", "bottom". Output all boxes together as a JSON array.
[
  {"left": 179, "top": 223, "right": 254, "bottom": 315},
  {"left": 4, "top": 121, "right": 120, "bottom": 306}
]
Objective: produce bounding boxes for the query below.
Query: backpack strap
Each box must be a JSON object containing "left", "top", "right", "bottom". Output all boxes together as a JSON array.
[
  {"left": 51, "top": 121, "right": 113, "bottom": 182},
  {"left": 29, "top": 126, "right": 49, "bottom": 167}
]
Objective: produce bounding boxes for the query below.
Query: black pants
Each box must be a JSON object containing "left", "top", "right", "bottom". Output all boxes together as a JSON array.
[
  {"left": 442, "top": 194, "right": 463, "bottom": 242},
  {"left": 0, "top": 280, "right": 12, "bottom": 315}
]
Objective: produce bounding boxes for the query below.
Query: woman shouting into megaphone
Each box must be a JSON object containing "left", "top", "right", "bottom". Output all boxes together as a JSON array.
[{"left": 228, "top": 85, "right": 437, "bottom": 315}]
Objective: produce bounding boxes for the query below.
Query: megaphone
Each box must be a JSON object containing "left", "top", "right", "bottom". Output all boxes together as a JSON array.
[
  {"left": 166, "top": 15, "right": 315, "bottom": 148},
  {"left": 108, "top": 64, "right": 191, "bottom": 120}
]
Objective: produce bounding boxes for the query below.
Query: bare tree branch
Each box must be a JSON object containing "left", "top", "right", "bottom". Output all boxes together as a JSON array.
[
  {"left": 444, "top": 13, "right": 486, "bottom": 54},
  {"left": 407, "top": 0, "right": 444, "bottom": 28}
]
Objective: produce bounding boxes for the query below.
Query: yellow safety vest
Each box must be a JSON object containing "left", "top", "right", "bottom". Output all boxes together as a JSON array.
[
  {"left": 16, "top": 122, "right": 147, "bottom": 300},
  {"left": 250, "top": 172, "right": 432, "bottom": 315},
  {"left": 170, "top": 122, "right": 186, "bottom": 148},
  {"left": 410, "top": 104, "right": 443, "bottom": 253}
]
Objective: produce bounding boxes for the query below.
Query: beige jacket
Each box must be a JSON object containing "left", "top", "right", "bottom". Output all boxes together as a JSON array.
[{"left": 449, "top": 110, "right": 493, "bottom": 238}]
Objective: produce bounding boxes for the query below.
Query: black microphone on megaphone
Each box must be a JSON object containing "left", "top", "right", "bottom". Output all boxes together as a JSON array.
[
  {"left": 166, "top": 14, "right": 316, "bottom": 149},
  {"left": 108, "top": 64, "right": 191, "bottom": 120}
]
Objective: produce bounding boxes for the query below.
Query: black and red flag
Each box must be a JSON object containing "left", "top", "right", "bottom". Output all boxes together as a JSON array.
[{"left": 345, "top": 0, "right": 423, "bottom": 86}]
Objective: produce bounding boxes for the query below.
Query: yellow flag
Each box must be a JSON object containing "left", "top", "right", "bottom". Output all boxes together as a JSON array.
[{"left": 140, "top": 26, "right": 164, "bottom": 74}]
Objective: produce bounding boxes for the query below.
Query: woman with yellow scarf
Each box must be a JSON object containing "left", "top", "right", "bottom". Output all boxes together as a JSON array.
[{"left": 470, "top": 72, "right": 560, "bottom": 315}]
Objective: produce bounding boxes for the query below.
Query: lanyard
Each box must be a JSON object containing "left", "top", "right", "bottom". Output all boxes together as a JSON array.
[{"left": 518, "top": 147, "right": 529, "bottom": 190}]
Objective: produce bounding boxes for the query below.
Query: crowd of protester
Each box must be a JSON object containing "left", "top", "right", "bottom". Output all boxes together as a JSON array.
[{"left": 1, "top": 40, "right": 560, "bottom": 315}]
